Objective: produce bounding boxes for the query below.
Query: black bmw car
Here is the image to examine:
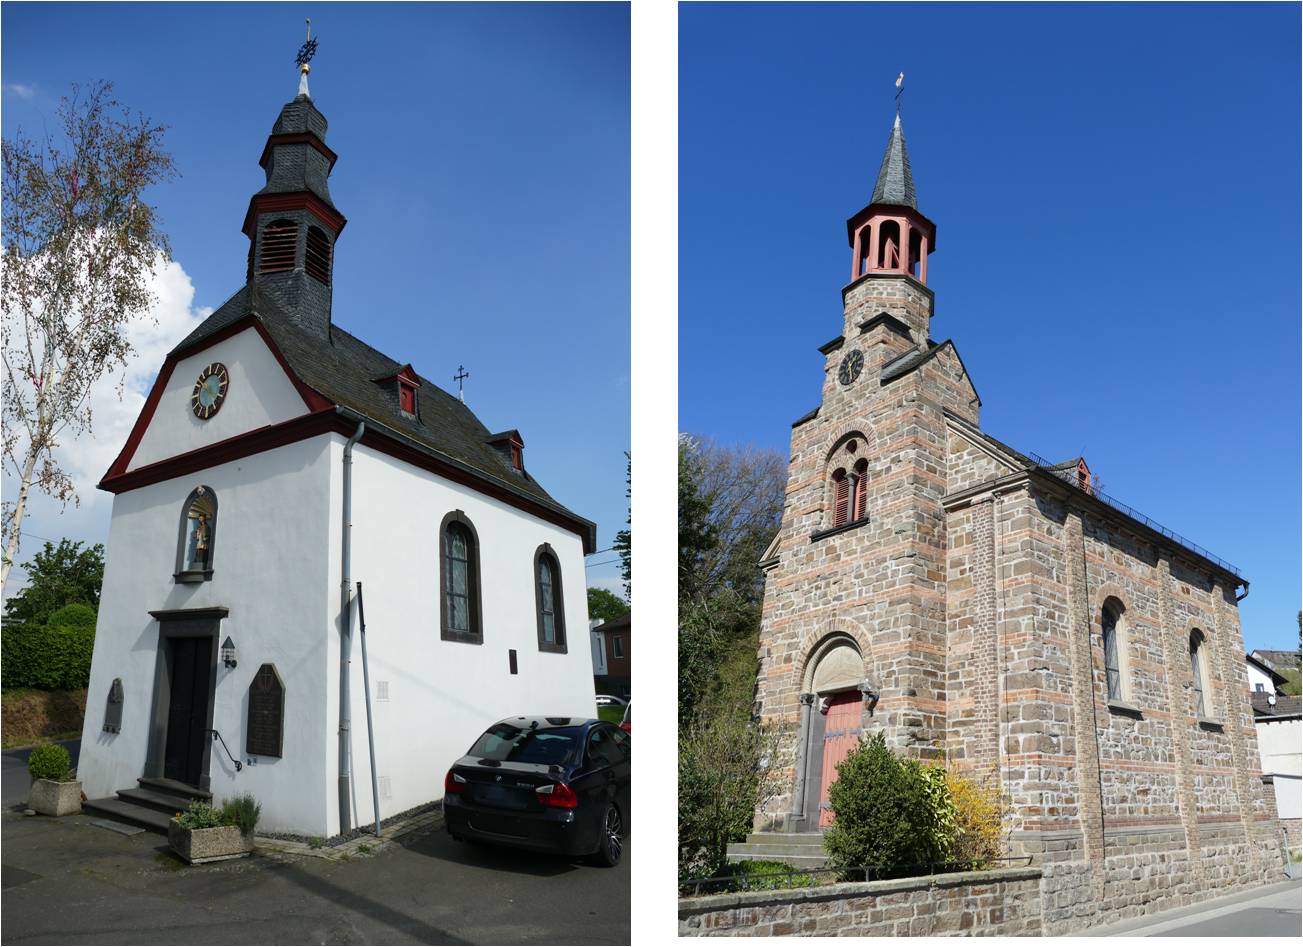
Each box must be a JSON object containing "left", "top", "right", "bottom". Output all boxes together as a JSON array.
[{"left": 443, "top": 716, "right": 630, "bottom": 866}]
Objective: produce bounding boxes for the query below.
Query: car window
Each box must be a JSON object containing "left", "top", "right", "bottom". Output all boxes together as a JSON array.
[
  {"left": 586, "top": 726, "right": 620, "bottom": 768},
  {"left": 610, "top": 726, "right": 630, "bottom": 756},
  {"left": 469, "top": 724, "right": 581, "bottom": 766}
]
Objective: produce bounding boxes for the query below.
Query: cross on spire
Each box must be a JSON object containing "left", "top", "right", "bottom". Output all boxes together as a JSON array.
[
  {"left": 454, "top": 365, "right": 470, "bottom": 403},
  {"left": 895, "top": 71, "right": 904, "bottom": 124},
  {"left": 296, "top": 18, "right": 318, "bottom": 98}
]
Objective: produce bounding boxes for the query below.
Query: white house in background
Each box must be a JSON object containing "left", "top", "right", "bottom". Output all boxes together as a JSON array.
[
  {"left": 1246, "top": 653, "right": 1302, "bottom": 848},
  {"left": 1246, "top": 652, "right": 1288, "bottom": 695},
  {"left": 590, "top": 620, "right": 609, "bottom": 677},
  {"left": 79, "top": 71, "right": 597, "bottom": 837}
]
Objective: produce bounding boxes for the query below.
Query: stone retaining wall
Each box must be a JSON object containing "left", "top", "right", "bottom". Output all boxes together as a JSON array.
[{"left": 678, "top": 867, "right": 1042, "bottom": 937}]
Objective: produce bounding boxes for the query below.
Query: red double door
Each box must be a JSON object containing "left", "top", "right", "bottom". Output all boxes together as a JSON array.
[{"left": 817, "top": 691, "right": 862, "bottom": 827}]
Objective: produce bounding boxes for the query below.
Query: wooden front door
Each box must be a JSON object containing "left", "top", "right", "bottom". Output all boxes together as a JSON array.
[
  {"left": 164, "top": 636, "right": 212, "bottom": 786},
  {"left": 818, "top": 691, "right": 862, "bottom": 828}
]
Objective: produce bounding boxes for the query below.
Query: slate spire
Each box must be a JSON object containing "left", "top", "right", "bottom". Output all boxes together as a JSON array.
[
  {"left": 241, "top": 28, "right": 346, "bottom": 337},
  {"left": 869, "top": 114, "right": 918, "bottom": 210}
]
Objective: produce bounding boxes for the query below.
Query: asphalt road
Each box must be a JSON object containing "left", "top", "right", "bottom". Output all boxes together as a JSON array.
[
  {"left": 1086, "top": 878, "right": 1301, "bottom": 937},
  {"left": 1, "top": 739, "right": 80, "bottom": 808},
  {"left": 1, "top": 802, "right": 629, "bottom": 945}
]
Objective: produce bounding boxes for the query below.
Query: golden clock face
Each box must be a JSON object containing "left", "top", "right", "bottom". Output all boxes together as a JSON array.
[{"left": 191, "top": 362, "right": 230, "bottom": 420}]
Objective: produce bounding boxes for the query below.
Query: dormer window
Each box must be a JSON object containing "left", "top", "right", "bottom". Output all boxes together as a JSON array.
[
  {"left": 486, "top": 430, "right": 525, "bottom": 474},
  {"left": 373, "top": 364, "right": 422, "bottom": 419}
]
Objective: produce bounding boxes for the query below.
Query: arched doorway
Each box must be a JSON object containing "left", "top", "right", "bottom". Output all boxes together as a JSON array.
[{"left": 787, "top": 635, "right": 878, "bottom": 831}]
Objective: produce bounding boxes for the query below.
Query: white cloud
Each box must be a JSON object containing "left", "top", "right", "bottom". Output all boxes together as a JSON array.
[
  {"left": 3, "top": 257, "right": 210, "bottom": 595},
  {"left": 3, "top": 82, "right": 36, "bottom": 100}
]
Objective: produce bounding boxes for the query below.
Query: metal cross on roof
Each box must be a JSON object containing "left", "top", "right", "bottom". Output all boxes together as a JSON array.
[
  {"left": 454, "top": 365, "right": 470, "bottom": 403},
  {"left": 895, "top": 72, "right": 904, "bottom": 118},
  {"left": 295, "top": 18, "right": 318, "bottom": 69}
]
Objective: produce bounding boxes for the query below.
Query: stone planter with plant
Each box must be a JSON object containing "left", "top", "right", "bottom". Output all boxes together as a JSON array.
[
  {"left": 168, "top": 794, "right": 261, "bottom": 864},
  {"left": 26, "top": 742, "right": 81, "bottom": 816}
]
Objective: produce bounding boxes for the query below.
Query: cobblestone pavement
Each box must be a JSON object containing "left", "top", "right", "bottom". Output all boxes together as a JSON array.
[{"left": 0, "top": 805, "right": 630, "bottom": 945}]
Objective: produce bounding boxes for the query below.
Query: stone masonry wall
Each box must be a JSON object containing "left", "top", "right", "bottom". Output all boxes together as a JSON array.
[{"left": 679, "top": 868, "right": 1043, "bottom": 937}]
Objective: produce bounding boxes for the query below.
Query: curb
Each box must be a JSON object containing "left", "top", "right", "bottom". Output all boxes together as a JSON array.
[{"left": 254, "top": 810, "right": 444, "bottom": 862}]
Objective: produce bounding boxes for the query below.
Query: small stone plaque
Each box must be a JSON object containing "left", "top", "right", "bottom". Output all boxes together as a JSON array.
[{"left": 246, "top": 663, "right": 284, "bottom": 757}]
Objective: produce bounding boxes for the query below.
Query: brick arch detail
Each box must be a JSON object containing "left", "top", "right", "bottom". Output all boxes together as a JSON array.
[
  {"left": 820, "top": 421, "right": 874, "bottom": 523},
  {"left": 822, "top": 419, "right": 874, "bottom": 462},
  {"left": 796, "top": 614, "right": 880, "bottom": 693}
]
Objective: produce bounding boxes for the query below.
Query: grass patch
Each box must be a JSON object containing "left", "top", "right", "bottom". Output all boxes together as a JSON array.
[
  {"left": 597, "top": 705, "right": 624, "bottom": 724},
  {"left": 308, "top": 836, "right": 324, "bottom": 850},
  {"left": 1, "top": 688, "right": 86, "bottom": 747}
]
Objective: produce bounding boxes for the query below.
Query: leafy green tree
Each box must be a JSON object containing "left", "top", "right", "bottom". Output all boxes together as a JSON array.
[
  {"left": 587, "top": 587, "right": 629, "bottom": 624},
  {"left": 3, "top": 539, "right": 104, "bottom": 627},
  {"left": 2, "top": 82, "right": 176, "bottom": 588},
  {"left": 611, "top": 452, "right": 630, "bottom": 601}
]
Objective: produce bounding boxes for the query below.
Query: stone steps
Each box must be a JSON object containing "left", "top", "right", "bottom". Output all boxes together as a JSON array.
[
  {"left": 727, "top": 831, "right": 829, "bottom": 868},
  {"left": 83, "top": 778, "right": 210, "bottom": 836}
]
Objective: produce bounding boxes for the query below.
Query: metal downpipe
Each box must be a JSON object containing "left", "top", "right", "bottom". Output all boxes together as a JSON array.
[{"left": 338, "top": 420, "right": 365, "bottom": 834}]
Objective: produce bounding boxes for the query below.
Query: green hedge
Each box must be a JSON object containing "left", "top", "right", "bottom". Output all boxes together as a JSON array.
[{"left": 1, "top": 605, "right": 96, "bottom": 690}]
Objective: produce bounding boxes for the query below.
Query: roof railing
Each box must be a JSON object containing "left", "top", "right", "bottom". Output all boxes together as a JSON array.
[{"left": 1019, "top": 448, "right": 1241, "bottom": 578}]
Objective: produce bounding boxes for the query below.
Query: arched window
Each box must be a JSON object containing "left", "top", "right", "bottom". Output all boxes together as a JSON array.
[
  {"left": 534, "top": 544, "right": 567, "bottom": 653},
  {"left": 258, "top": 219, "right": 298, "bottom": 274},
  {"left": 850, "top": 459, "right": 868, "bottom": 523},
  {"left": 1102, "top": 604, "right": 1122, "bottom": 700},
  {"left": 175, "top": 486, "right": 217, "bottom": 582},
  {"left": 827, "top": 438, "right": 870, "bottom": 530},
  {"left": 305, "top": 226, "right": 331, "bottom": 285},
  {"left": 1189, "top": 629, "right": 1210, "bottom": 718},
  {"left": 831, "top": 468, "right": 849, "bottom": 527},
  {"left": 440, "top": 511, "right": 482, "bottom": 644},
  {"left": 878, "top": 220, "right": 901, "bottom": 270}
]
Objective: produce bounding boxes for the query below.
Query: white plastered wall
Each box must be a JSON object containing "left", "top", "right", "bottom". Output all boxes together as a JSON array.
[
  {"left": 321, "top": 435, "right": 597, "bottom": 837},
  {"left": 80, "top": 435, "right": 334, "bottom": 833},
  {"left": 129, "top": 327, "right": 308, "bottom": 471}
]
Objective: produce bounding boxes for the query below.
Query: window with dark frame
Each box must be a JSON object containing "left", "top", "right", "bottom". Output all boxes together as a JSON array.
[
  {"left": 1102, "top": 607, "right": 1121, "bottom": 700},
  {"left": 440, "top": 512, "right": 482, "bottom": 643},
  {"left": 1189, "top": 630, "right": 1207, "bottom": 718},
  {"left": 612, "top": 635, "right": 624, "bottom": 659},
  {"left": 534, "top": 544, "right": 567, "bottom": 653}
]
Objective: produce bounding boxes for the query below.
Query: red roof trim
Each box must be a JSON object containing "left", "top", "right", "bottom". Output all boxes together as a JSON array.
[
  {"left": 242, "top": 192, "right": 347, "bottom": 238},
  {"left": 99, "top": 408, "right": 595, "bottom": 552},
  {"left": 101, "top": 315, "right": 332, "bottom": 482}
]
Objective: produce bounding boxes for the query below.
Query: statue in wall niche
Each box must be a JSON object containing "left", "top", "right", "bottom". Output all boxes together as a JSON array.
[{"left": 187, "top": 511, "right": 210, "bottom": 568}]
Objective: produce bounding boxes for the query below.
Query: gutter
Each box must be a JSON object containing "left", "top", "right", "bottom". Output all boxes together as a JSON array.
[{"left": 338, "top": 419, "right": 365, "bottom": 834}]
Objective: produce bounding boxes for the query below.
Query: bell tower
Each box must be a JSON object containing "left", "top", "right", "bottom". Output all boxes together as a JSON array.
[
  {"left": 839, "top": 111, "right": 936, "bottom": 355},
  {"left": 242, "top": 22, "right": 346, "bottom": 337}
]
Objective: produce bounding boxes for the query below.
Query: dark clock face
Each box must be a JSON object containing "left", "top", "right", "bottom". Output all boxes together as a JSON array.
[
  {"left": 191, "top": 362, "right": 230, "bottom": 420},
  {"left": 838, "top": 349, "right": 864, "bottom": 386}
]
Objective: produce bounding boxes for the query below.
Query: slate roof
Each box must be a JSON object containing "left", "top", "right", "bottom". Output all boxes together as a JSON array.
[
  {"left": 1253, "top": 650, "right": 1302, "bottom": 672},
  {"left": 169, "top": 283, "right": 590, "bottom": 534},
  {"left": 869, "top": 116, "right": 918, "bottom": 209},
  {"left": 1251, "top": 692, "right": 1302, "bottom": 718}
]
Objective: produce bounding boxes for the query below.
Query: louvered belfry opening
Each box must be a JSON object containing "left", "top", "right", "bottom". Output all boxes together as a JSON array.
[
  {"left": 305, "top": 225, "right": 331, "bottom": 285},
  {"left": 259, "top": 218, "right": 299, "bottom": 273}
]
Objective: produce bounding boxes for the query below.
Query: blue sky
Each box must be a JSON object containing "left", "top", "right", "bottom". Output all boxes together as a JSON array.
[
  {"left": 680, "top": 3, "right": 1300, "bottom": 653},
  {"left": 2, "top": 3, "right": 630, "bottom": 599}
]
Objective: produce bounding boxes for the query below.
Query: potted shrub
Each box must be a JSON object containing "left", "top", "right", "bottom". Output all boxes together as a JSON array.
[
  {"left": 27, "top": 743, "right": 81, "bottom": 816},
  {"left": 168, "top": 794, "right": 261, "bottom": 864}
]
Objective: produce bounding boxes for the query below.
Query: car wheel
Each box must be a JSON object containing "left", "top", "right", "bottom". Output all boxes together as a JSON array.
[{"left": 590, "top": 803, "right": 623, "bottom": 867}]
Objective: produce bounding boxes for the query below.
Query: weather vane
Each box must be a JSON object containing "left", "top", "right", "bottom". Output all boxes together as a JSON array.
[{"left": 296, "top": 18, "right": 318, "bottom": 97}]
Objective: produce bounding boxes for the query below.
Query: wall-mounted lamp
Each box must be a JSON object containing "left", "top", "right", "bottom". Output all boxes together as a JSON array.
[{"left": 221, "top": 636, "right": 238, "bottom": 669}]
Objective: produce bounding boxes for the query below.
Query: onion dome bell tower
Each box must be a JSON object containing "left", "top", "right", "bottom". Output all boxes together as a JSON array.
[{"left": 243, "top": 22, "right": 346, "bottom": 337}]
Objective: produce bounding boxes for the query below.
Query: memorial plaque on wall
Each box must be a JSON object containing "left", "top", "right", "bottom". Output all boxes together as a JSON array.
[
  {"left": 246, "top": 663, "right": 284, "bottom": 757},
  {"left": 103, "top": 678, "right": 124, "bottom": 733}
]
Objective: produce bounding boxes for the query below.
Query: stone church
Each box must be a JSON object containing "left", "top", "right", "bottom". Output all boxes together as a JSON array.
[
  {"left": 735, "top": 111, "right": 1283, "bottom": 931},
  {"left": 79, "top": 64, "right": 598, "bottom": 837}
]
